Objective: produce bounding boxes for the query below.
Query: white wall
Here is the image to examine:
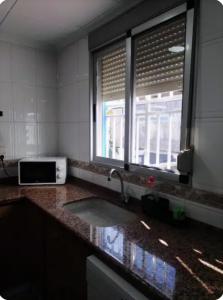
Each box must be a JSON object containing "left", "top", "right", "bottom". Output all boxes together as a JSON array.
[
  {"left": 193, "top": 0, "right": 223, "bottom": 194},
  {"left": 0, "top": 41, "right": 58, "bottom": 161},
  {"left": 57, "top": 38, "right": 90, "bottom": 162}
]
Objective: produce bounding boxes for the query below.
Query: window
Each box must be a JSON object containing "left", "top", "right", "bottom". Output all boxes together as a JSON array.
[
  {"left": 132, "top": 15, "right": 186, "bottom": 172},
  {"left": 94, "top": 42, "right": 126, "bottom": 162},
  {"left": 92, "top": 4, "right": 194, "bottom": 176}
]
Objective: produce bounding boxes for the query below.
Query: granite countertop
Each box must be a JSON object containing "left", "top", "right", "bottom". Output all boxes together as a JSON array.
[{"left": 0, "top": 179, "right": 222, "bottom": 300}]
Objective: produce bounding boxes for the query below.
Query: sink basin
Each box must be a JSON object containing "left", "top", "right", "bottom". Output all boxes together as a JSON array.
[{"left": 64, "top": 197, "right": 137, "bottom": 227}]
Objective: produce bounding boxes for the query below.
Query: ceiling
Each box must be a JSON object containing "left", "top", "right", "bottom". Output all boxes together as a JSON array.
[{"left": 0, "top": 0, "right": 142, "bottom": 48}]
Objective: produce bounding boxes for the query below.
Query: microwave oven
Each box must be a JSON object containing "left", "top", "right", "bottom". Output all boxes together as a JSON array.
[{"left": 18, "top": 157, "right": 67, "bottom": 185}]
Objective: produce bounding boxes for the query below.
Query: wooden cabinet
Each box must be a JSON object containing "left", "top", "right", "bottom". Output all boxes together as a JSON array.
[
  {"left": 45, "top": 216, "right": 92, "bottom": 300},
  {"left": 0, "top": 200, "right": 44, "bottom": 299},
  {"left": 0, "top": 200, "right": 92, "bottom": 300},
  {"left": 0, "top": 202, "right": 27, "bottom": 290}
]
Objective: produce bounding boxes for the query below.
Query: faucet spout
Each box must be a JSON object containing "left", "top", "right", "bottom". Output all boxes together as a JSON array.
[{"left": 107, "top": 168, "right": 128, "bottom": 204}]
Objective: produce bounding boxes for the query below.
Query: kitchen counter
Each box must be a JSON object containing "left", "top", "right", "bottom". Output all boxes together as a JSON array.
[{"left": 0, "top": 178, "right": 222, "bottom": 300}]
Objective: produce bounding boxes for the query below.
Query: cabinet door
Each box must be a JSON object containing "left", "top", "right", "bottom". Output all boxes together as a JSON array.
[
  {"left": 0, "top": 202, "right": 29, "bottom": 290},
  {"left": 0, "top": 201, "right": 44, "bottom": 298},
  {"left": 45, "top": 216, "right": 92, "bottom": 300},
  {"left": 87, "top": 256, "right": 149, "bottom": 300}
]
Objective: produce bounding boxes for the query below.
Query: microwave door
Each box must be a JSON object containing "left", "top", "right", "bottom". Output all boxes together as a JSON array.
[{"left": 20, "top": 161, "right": 56, "bottom": 184}]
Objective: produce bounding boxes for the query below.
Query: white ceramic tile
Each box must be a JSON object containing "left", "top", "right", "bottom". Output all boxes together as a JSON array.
[
  {"left": 0, "top": 82, "right": 13, "bottom": 122},
  {"left": 58, "top": 44, "right": 77, "bottom": 86},
  {"left": 107, "top": 177, "right": 122, "bottom": 193},
  {"left": 0, "top": 122, "right": 14, "bottom": 159},
  {"left": 58, "top": 122, "right": 79, "bottom": 159},
  {"left": 37, "top": 87, "right": 57, "bottom": 122},
  {"left": 12, "top": 45, "right": 36, "bottom": 85},
  {"left": 13, "top": 84, "right": 37, "bottom": 122},
  {"left": 36, "top": 50, "right": 57, "bottom": 87},
  {"left": 193, "top": 118, "right": 223, "bottom": 194},
  {"left": 38, "top": 123, "right": 58, "bottom": 155},
  {"left": 0, "top": 41, "right": 11, "bottom": 82},
  {"left": 58, "top": 83, "right": 79, "bottom": 122},
  {"left": 184, "top": 201, "right": 223, "bottom": 229},
  {"left": 79, "top": 122, "right": 90, "bottom": 162},
  {"left": 69, "top": 166, "right": 79, "bottom": 178},
  {"left": 79, "top": 79, "right": 89, "bottom": 122},
  {"left": 91, "top": 172, "right": 108, "bottom": 188},
  {"left": 125, "top": 182, "right": 146, "bottom": 200},
  {"left": 200, "top": 0, "right": 223, "bottom": 43},
  {"left": 14, "top": 123, "right": 38, "bottom": 158},
  {"left": 77, "top": 38, "right": 89, "bottom": 79},
  {"left": 195, "top": 38, "right": 223, "bottom": 118},
  {"left": 78, "top": 168, "right": 93, "bottom": 183}
]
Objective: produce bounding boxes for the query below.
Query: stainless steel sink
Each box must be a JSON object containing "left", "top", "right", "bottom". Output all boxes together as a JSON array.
[{"left": 64, "top": 197, "right": 137, "bottom": 227}]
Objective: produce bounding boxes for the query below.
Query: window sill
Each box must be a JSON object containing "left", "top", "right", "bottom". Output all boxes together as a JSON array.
[{"left": 91, "top": 158, "right": 182, "bottom": 184}]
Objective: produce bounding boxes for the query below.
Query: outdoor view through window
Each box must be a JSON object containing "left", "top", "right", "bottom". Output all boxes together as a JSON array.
[
  {"left": 132, "top": 15, "right": 186, "bottom": 171},
  {"left": 95, "top": 14, "right": 186, "bottom": 172},
  {"left": 96, "top": 43, "right": 126, "bottom": 161}
]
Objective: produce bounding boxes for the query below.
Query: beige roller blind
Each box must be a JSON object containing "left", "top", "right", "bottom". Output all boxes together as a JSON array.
[
  {"left": 100, "top": 45, "right": 126, "bottom": 101},
  {"left": 135, "top": 14, "right": 186, "bottom": 96}
]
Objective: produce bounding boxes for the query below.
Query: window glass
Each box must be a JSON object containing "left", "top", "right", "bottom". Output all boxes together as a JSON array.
[
  {"left": 95, "top": 43, "right": 126, "bottom": 160},
  {"left": 131, "top": 15, "right": 186, "bottom": 171}
]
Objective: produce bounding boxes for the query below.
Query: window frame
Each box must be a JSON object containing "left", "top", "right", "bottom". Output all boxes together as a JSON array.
[
  {"left": 91, "top": 38, "right": 127, "bottom": 167},
  {"left": 90, "top": 3, "right": 195, "bottom": 181}
]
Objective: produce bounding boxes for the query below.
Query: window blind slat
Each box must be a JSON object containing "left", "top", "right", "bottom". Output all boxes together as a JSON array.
[
  {"left": 100, "top": 45, "right": 126, "bottom": 101},
  {"left": 135, "top": 14, "right": 186, "bottom": 96}
]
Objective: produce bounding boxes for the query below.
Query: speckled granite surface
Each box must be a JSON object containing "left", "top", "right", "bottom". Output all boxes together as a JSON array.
[{"left": 0, "top": 179, "right": 222, "bottom": 300}]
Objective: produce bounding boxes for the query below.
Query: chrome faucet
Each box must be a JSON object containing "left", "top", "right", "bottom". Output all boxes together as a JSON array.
[{"left": 107, "top": 168, "right": 128, "bottom": 204}]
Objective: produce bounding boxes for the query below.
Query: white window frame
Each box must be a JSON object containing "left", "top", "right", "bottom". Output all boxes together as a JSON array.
[
  {"left": 91, "top": 39, "right": 127, "bottom": 167},
  {"left": 90, "top": 3, "right": 195, "bottom": 181}
]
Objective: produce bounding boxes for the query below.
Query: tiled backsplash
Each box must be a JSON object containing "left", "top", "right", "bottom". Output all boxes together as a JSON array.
[
  {"left": 69, "top": 159, "right": 223, "bottom": 229},
  {"left": 57, "top": 38, "right": 90, "bottom": 163},
  {"left": 0, "top": 41, "right": 58, "bottom": 160}
]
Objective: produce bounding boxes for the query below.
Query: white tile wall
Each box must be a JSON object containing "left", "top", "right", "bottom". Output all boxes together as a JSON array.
[
  {"left": 37, "top": 123, "right": 58, "bottom": 155},
  {"left": 77, "top": 38, "right": 89, "bottom": 80},
  {"left": 0, "top": 41, "right": 11, "bottom": 82},
  {"left": 193, "top": 118, "right": 223, "bottom": 194},
  {"left": 0, "top": 82, "right": 13, "bottom": 122},
  {"left": 59, "top": 122, "right": 79, "bottom": 159},
  {"left": 13, "top": 84, "right": 37, "bottom": 122},
  {"left": 58, "top": 37, "right": 90, "bottom": 162},
  {"left": 14, "top": 123, "right": 38, "bottom": 158},
  {"left": 37, "top": 87, "right": 57, "bottom": 122},
  {"left": 193, "top": 0, "right": 223, "bottom": 193},
  {"left": 79, "top": 122, "right": 90, "bottom": 161},
  {"left": 79, "top": 80, "right": 90, "bottom": 122},
  {"left": 58, "top": 44, "right": 78, "bottom": 86},
  {"left": 195, "top": 38, "right": 223, "bottom": 119},
  {"left": 12, "top": 45, "right": 36, "bottom": 85},
  {"left": 0, "top": 41, "right": 58, "bottom": 164},
  {"left": 36, "top": 50, "right": 57, "bottom": 87},
  {"left": 0, "top": 123, "right": 14, "bottom": 159},
  {"left": 199, "top": 0, "right": 223, "bottom": 43},
  {"left": 58, "top": 83, "right": 79, "bottom": 122}
]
